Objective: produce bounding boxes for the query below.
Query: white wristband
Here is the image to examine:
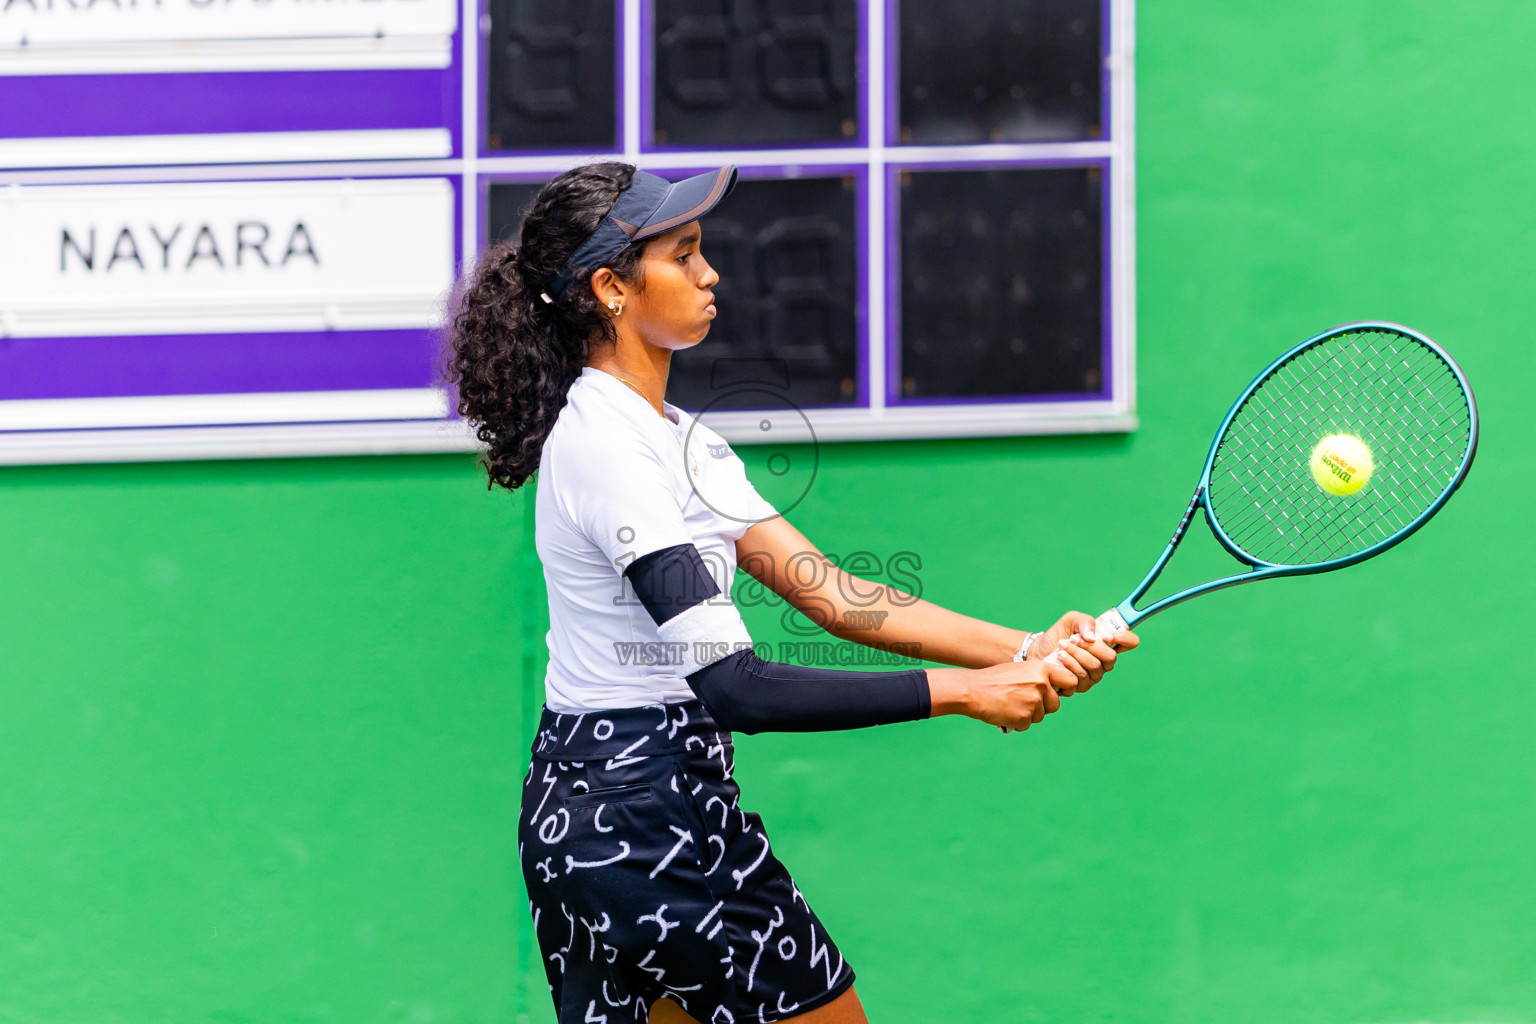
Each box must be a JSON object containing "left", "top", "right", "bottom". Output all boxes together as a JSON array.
[{"left": 1012, "top": 632, "right": 1038, "bottom": 663}]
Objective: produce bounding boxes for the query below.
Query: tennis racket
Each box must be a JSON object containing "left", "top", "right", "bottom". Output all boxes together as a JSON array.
[{"left": 1002, "top": 321, "right": 1478, "bottom": 733}]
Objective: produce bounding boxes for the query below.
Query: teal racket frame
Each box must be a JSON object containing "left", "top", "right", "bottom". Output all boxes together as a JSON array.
[{"left": 1109, "top": 321, "right": 1479, "bottom": 629}]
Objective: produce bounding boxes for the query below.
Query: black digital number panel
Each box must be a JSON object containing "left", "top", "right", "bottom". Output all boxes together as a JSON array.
[
  {"left": 487, "top": 0, "right": 617, "bottom": 151},
  {"left": 668, "top": 175, "right": 859, "bottom": 410},
  {"left": 898, "top": 0, "right": 1101, "bottom": 144},
  {"left": 898, "top": 166, "right": 1102, "bottom": 399},
  {"left": 482, "top": 1, "right": 1126, "bottom": 432},
  {"left": 487, "top": 175, "right": 859, "bottom": 412},
  {"left": 487, "top": 182, "right": 542, "bottom": 245},
  {"left": 651, "top": 0, "right": 859, "bottom": 147}
]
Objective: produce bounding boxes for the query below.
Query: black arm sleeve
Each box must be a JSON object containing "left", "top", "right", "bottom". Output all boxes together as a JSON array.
[
  {"left": 624, "top": 542, "right": 720, "bottom": 622},
  {"left": 685, "top": 648, "right": 931, "bottom": 735},
  {"left": 624, "top": 543, "right": 932, "bottom": 735}
]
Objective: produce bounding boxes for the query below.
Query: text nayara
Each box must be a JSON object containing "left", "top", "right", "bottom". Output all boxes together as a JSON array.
[{"left": 59, "top": 221, "right": 319, "bottom": 273}]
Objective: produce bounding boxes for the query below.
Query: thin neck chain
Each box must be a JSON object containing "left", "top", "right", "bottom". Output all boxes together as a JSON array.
[{"left": 604, "top": 370, "right": 666, "bottom": 418}]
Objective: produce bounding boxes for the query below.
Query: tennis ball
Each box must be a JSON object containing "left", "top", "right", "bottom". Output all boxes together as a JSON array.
[{"left": 1310, "top": 433, "right": 1374, "bottom": 496}]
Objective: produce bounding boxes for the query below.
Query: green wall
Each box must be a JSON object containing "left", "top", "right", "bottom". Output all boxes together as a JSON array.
[{"left": 3, "top": 1, "right": 1533, "bottom": 1020}]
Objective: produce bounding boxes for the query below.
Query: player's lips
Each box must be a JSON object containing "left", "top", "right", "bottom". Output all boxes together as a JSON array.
[{"left": 703, "top": 298, "right": 716, "bottom": 318}]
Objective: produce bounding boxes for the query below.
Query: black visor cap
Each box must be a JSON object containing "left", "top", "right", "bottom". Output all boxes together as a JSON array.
[{"left": 545, "top": 165, "right": 738, "bottom": 302}]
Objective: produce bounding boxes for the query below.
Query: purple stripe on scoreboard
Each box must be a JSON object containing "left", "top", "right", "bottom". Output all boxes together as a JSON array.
[
  {"left": 1101, "top": 0, "right": 1113, "bottom": 142},
  {"left": 0, "top": 330, "right": 442, "bottom": 401},
  {"left": 0, "top": 69, "right": 459, "bottom": 142},
  {"left": 883, "top": 0, "right": 899, "bottom": 146}
]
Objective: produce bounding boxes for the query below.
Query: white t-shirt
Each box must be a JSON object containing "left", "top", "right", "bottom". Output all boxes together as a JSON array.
[{"left": 535, "top": 367, "right": 779, "bottom": 712}]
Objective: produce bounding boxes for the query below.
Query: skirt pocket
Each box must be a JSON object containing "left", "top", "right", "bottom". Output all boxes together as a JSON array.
[{"left": 562, "top": 782, "right": 654, "bottom": 809}]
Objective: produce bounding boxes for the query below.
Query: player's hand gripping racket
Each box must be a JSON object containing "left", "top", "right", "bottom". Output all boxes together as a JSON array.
[{"left": 1002, "top": 322, "right": 1477, "bottom": 733}]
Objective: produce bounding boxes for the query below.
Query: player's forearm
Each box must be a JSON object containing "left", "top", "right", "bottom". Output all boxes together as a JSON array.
[
  {"left": 737, "top": 523, "right": 1030, "bottom": 668},
  {"left": 815, "top": 566, "right": 1028, "bottom": 669}
]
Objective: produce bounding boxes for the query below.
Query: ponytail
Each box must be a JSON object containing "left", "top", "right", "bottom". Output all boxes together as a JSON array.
[{"left": 446, "top": 162, "right": 646, "bottom": 491}]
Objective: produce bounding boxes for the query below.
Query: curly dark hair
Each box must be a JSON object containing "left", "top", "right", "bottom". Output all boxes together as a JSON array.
[{"left": 447, "top": 162, "right": 646, "bottom": 491}]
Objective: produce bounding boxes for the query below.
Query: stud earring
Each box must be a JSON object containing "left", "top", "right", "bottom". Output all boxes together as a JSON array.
[{"left": 607, "top": 299, "right": 623, "bottom": 316}]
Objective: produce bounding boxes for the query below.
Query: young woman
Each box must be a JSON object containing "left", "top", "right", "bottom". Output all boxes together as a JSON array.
[{"left": 448, "top": 162, "right": 1139, "bottom": 1024}]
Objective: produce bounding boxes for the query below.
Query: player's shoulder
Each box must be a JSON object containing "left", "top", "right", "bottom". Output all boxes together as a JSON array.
[{"left": 543, "top": 374, "right": 673, "bottom": 481}]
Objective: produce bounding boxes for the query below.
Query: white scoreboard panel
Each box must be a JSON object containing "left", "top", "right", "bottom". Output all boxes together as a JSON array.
[
  {"left": 1, "top": 0, "right": 458, "bottom": 73},
  {"left": 0, "top": 0, "right": 1135, "bottom": 465},
  {"left": 2, "top": 179, "right": 455, "bottom": 337}
]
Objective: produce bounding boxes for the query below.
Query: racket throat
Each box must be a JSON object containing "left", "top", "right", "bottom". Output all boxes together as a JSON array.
[
  {"left": 1170, "top": 488, "right": 1205, "bottom": 549},
  {"left": 1115, "top": 488, "right": 1206, "bottom": 628}
]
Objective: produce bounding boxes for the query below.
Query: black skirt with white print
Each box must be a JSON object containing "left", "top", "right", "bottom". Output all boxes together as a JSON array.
[{"left": 520, "top": 701, "right": 856, "bottom": 1024}]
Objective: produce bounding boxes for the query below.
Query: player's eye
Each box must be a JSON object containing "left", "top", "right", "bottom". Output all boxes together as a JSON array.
[{"left": 676, "top": 252, "right": 692, "bottom": 264}]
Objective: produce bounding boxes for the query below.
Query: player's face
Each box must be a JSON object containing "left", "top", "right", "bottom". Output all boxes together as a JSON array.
[{"left": 625, "top": 223, "right": 719, "bottom": 351}]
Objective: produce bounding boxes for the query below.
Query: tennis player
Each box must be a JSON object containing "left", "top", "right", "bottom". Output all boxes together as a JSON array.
[{"left": 447, "top": 163, "right": 1139, "bottom": 1024}]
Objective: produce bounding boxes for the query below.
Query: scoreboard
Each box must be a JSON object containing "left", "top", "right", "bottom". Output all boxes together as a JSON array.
[{"left": 0, "top": 0, "right": 1135, "bottom": 464}]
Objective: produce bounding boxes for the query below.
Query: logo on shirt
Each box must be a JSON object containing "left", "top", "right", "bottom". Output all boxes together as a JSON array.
[{"left": 707, "top": 442, "right": 732, "bottom": 459}]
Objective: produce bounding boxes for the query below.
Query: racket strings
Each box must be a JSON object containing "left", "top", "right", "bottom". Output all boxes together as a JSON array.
[
  {"left": 1208, "top": 328, "right": 1471, "bottom": 567},
  {"left": 1221, "top": 343, "right": 1456, "bottom": 559},
  {"left": 1261, "top": 346, "right": 1458, "bottom": 536},
  {"left": 1216, "top": 338, "right": 1461, "bottom": 561}
]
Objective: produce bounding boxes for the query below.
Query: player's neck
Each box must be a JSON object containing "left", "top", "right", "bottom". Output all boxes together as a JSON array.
[{"left": 589, "top": 341, "right": 670, "bottom": 418}]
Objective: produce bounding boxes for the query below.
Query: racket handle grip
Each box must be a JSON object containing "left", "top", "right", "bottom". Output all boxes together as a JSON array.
[{"left": 999, "top": 608, "right": 1129, "bottom": 735}]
